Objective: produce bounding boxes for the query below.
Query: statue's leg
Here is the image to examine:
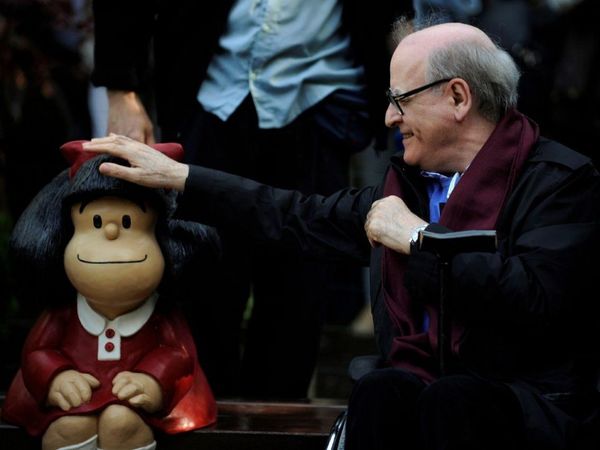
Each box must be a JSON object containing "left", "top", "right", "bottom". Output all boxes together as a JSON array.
[
  {"left": 97, "top": 404, "right": 155, "bottom": 450},
  {"left": 42, "top": 415, "right": 98, "bottom": 450}
]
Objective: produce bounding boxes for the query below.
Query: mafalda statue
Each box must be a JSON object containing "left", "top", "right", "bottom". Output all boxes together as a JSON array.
[{"left": 2, "top": 141, "right": 218, "bottom": 450}]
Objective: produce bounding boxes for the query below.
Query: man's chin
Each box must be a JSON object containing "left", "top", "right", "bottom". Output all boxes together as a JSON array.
[{"left": 402, "top": 150, "right": 419, "bottom": 167}]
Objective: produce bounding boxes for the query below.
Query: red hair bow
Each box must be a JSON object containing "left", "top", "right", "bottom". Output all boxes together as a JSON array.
[{"left": 60, "top": 140, "right": 184, "bottom": 178}]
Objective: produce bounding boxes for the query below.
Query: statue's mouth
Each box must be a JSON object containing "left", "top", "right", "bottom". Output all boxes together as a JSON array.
[{"left": 77, "top": 254, "right": 148, "bottom": 264}]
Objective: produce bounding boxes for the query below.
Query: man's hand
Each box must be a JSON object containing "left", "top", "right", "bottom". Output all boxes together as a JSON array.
[
  {"left": 47, "top": 370, "right": 101, "bottom": 411},
  {"left": 112, "top": 371, "right": 163, "bottom": 414},
  {"left": 107, "top": 90, "right": 155, "bottom": 144},
  {"left": 365, "top": 195, "right": 427, "bottom": 254},
  {"left": 83, "top": 134, "right": 189, "bottom": 191}
]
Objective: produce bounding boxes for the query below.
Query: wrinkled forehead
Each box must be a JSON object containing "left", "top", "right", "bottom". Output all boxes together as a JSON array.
[{"left": 390, "top": 41, "right": 429, "bottom": 88}]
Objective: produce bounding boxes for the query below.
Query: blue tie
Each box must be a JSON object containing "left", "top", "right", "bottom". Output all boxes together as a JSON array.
[
  {"left": 420, "top": 172, "right": 453, "bottom": 331},
  {"left": 425, "top": 173, "right": 452, "bottom": 223}
]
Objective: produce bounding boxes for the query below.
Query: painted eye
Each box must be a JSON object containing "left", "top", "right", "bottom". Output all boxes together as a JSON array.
[
  {"left": 122, "top": 215, "right": 131, "bottom": 229},
  {"left": 93, "top": 215, "right": 102, "bottom": 229}
]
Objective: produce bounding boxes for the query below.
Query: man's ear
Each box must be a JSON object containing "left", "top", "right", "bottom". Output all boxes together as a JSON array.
[{"left": 448, "top": 79, "right": 471, "bottom": 122}]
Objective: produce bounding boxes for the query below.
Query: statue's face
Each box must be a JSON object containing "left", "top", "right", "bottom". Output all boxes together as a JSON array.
[{"left": 64, "top": 196, "right": 165, "bottom": 316}]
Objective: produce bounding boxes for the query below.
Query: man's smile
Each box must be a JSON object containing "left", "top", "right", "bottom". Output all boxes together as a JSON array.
[{"left": 77, "top": 254, "right": 148, "bottom": 264}]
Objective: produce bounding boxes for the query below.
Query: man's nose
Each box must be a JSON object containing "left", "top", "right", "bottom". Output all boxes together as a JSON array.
[{"left": 384, "top": 104, "right": 402, "bottom": 128}]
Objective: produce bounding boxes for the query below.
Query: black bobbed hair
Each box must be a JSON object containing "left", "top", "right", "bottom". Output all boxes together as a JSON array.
[
  {"left": 9, "top": 154, "right": 220, "bottom": 306},
  {"left": 63, "top": 154, "right": 176, "bottom": 220}
]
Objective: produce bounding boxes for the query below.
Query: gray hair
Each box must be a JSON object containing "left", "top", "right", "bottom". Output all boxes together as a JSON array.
[{"left": 392, "top": 17, "right": 521, "bottom": 122}]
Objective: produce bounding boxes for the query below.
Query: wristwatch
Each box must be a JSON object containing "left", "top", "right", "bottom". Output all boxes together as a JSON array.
[{"left": 409, "top": 224, "right": 428, "bottom": 247}]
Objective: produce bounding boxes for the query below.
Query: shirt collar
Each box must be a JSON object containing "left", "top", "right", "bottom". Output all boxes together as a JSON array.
[
  {"left": 77, "top": 292, "right": 158, "bottom": 337},
  {"left": 421, "top": 171, "right": 462, "bottom": 197},
  {"left": 420, "top": 170, "right": 452, "bottom": 180}
]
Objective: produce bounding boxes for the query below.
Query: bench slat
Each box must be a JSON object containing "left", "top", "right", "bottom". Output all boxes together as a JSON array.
[{"left": 1, "top": 399, "right": 346, "bottom": 450}]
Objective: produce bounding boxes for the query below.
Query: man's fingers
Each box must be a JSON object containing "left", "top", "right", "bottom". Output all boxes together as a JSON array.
[
  {"left": 98, "top": 162, "right": 136, "bottom": 182},
  {"left": 84, "top": 134, "right": 138, "bottom": 156},
  {"left": 365, "top": 225, "right": 381, "bottom": 248},
  {"left": 82, "top": 133, "right": 187, "bottom": 190},
  {"left": 99, "top": 163, "right": 157, "bottom": 189},
  {"left": 83, "top": 141, "right": 124, "bottom": 158}
]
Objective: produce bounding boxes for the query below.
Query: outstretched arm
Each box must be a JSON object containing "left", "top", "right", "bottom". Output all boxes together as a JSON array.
[{"left": 85, "top": 134, "right": 376, "bottom": 263}]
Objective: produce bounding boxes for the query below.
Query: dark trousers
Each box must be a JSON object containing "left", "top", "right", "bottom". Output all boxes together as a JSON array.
[
  {"left": 345, "top": 368, "right": 526, "bottom": 450},
  {"left": 178, "top": 95, "right": 366, "bottom": 398}
]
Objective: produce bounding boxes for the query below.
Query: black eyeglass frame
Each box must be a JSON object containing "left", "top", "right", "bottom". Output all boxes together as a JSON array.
[{"left": 386, "top": 78, "right": 453, "bottom": 115}]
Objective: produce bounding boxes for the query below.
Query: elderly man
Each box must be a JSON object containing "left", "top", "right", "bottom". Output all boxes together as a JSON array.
[{"left": 84, "top": 18, "right": 600, "bottom": 450}]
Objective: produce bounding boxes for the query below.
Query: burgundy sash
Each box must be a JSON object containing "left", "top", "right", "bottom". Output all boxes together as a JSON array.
[{"left": 381, "top": 109, "right": 539, "bottom": 382}]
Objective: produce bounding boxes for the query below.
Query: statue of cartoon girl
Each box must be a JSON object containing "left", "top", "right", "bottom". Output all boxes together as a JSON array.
[{"left": 1, "top": 141, "right": 218, "bottom": 450}]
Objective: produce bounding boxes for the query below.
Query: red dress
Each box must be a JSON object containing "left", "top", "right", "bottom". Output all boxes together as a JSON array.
[{"left": 1, "top": 296, "right": 217, "bottom": 437}]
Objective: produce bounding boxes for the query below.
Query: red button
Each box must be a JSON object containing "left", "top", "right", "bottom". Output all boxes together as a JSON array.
[
  {"left": 105, "top": 342, "right": 115, "bottom": 352},
  {"left": 105, "top": 328, "right": 115, "bottom": 338}
]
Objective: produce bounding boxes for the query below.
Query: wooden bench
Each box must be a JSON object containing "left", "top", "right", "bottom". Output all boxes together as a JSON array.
[{"left": 0, "top": 396, "right": 346, "bottom": 450}]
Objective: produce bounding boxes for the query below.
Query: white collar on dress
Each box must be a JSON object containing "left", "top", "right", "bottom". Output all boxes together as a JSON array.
[{"left": 77, "top": 292, "right": 158, "bottom": 337}]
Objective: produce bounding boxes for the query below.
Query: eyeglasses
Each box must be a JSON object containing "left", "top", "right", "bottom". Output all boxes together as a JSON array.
[{"left": 386, "top": 78, "right": 453, "bottom": 115}]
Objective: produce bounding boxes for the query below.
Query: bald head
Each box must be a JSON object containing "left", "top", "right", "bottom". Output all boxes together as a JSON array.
[
  {"left": 390, "top": 18, "right": 520, "bottom": 123},
  {"left": 401, "top": 22, "right": 495, "bottom": 55},
  {"left": 392, "top": 22, "right": 497, "bottom": 81}
]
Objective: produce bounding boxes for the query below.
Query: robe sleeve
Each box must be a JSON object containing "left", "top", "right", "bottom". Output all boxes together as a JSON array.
[
  {"left": 134, "top": 311, "right": 194, "bottom": 412},
  {"left": 21, "top": 309, "right": 76, "bottom": 405}
]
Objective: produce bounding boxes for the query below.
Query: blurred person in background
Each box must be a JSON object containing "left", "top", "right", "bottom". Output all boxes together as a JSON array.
[
  {"left": 91, "top": 0, "right": 412, "bottom": 399},
  {"left": 0, "top": 0, "right": 93, "bottom": 390}
]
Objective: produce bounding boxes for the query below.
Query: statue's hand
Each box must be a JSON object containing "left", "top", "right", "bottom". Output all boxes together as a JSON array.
[
  {"left": 112, "top": 371, "right": 163, "bottom": 413},
  {"left": 47, "top": 370, "right": 100, "bottom": 411}
]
